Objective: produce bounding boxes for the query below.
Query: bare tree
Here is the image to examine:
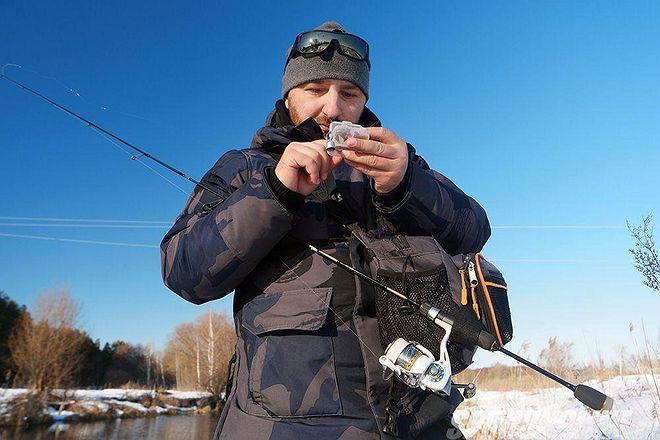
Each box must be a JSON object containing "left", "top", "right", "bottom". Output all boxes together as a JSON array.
[
  {"left": 628, "top": 212, "right": 659, "bottom": 291},
  {"left": 8, "top": 288, "right": 84, "bottom": 392},
  {"left": 145, "top": 342, "right": 153, "bottom": 388},
  {"left": 196, "top": 333, "right": 201, "bottom": 389},
  {"left": 164, "top": 322, "right": 197, "bottom": 390},
  {"left": 207, "top": 309, "right": 215, "bottom": 391},
  {"left": 163, "top": 309, "right": 235, "bottom": 394}
]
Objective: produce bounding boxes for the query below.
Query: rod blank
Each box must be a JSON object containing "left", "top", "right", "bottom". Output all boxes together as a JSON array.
[{"left": 309, "top": 244, "right": 614, "bottom": 412}]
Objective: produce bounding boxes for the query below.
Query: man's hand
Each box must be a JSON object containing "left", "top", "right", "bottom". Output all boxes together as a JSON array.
[
  {"left": 340, "top": 127, "right": 408, "bottom": 194},
  {"left": 275, "top": 140, "right": 343, "bottom": 196}
]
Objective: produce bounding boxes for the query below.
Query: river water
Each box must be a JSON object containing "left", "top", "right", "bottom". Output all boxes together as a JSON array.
[{"left": 0, "top": 414, "right": 220, "bottom": 440}]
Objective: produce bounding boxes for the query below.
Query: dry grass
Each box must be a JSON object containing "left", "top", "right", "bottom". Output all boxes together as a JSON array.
[
  {"left": 452, "top": 325, "right": 660, "bottom": 439},
  {"left": 455, "top": 332, "right": 660, "bottom": 392},
  {"left": 454, "top": 362, "right": 636, "bottom": 392},
  {"left": 457, "top": 404, "right": 512, "bottom": 439}
]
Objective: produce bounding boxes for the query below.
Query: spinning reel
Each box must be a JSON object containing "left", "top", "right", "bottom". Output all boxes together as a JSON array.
[{"left": 379, "top": 305, "right": 476, "bottom": 398}]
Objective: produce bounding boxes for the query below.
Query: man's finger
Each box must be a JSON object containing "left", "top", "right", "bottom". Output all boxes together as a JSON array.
[
  {"left": 343, "top": 158, "right": 385, "bottom": 179},
  {"left": 328, "top": 155, "right": 344, "bottom": 172},
  {"left": 300, "top": 156, "right": 321, "bottom": 184},
  {"left": 289, "top": 145, "right": 323, "bottom": 183},
  {"left": 345, "top": 137, "right": 398, "bottom": 159},
  {"left": 306, "top": 140, "right": 332, "bottom": 179},
  {"left": 292, "top": 142, "right": 332, "bottom": 180},
  {"left": 366, "top": 127, "right": 398, "bottom": 143},
  {"left": 340, "top": 149, "right": 391, "bottom": 171}
]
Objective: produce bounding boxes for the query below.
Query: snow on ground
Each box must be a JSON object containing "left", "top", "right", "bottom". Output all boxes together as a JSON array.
[
  {"left": 58, "top": 389, "right": 154, "bottom": 401},
  {"left": 106, "top": 399, "right": 149, "bottom": 413},
  {"left": 166, "top": 390, "right": 212, "bottom": 399},
  {"left": 3, "top": 376, "right": 653, "bottom": 437},
  {"left": 51, "top": 388, "right": 211, "bottom": 401},
  {"left": 454, "top": 374, "right": 659, "bottom": 439},
  {"left": 72, "top": 400, "right": 111, "bottom": 412},
  {"left": 0, "top": 389, "right": 29, "bottom": 416},
  {"left": 0, "top": 387, "right": 214, "bottom": 422}
]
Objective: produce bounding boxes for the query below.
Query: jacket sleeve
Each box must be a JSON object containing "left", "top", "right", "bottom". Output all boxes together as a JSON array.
[
  {"left": 372, "top": 146, "right": 491, "bottom": 255},
  {"left": 160, "top": 150, "right": 297, "bottom": 304}
]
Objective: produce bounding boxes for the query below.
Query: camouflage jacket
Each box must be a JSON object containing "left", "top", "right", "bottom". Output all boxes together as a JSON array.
[{"left": 161, "top": 101, "right": 491, "bottom": 439}]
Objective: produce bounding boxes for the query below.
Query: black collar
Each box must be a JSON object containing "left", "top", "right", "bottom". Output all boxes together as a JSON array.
[
  {"left": 271, "top": 99, "right": 381, "bottom": 136},
  {"left": 251, "top": 100, "right": 382, "bottom": 154}
]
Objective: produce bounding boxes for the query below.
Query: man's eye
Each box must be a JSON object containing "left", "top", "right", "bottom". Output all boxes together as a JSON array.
[
  {"left": 342, "top": 92, "right": 358, "bottom": 99},
  {"left": 307, "top": 88, "right": 324, "bottom": 94}
]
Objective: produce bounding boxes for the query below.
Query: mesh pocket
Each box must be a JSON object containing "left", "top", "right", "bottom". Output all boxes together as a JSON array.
[{"left": 375, "top": 269, "right": 472, "bottom": 373}]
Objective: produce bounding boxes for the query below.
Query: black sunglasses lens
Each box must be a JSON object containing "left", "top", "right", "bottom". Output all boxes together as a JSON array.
[
  {"left": 338, "top": 44, "right": 362, "bottom": 60},
  {"left": 335, "top": 34, "right": 368, "bottom": 60},
  {"left": 296, "top": 31, "right": 368, "bottom": 61},
  {"left": 297, "top": 34, "right": 331, "bottom": 54}
]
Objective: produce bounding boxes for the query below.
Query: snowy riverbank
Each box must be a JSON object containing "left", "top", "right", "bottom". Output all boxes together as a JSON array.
[
  {"left": 1, "top": 374, "right": 656, "bottom": 437},
  {"left": 454, "top": 374, "right": 658, "bottom": 439},
  {"left": 0, "top": 388, "right": 220, "bottom": 427}
]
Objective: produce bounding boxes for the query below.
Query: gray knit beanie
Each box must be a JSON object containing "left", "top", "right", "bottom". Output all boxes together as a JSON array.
[{"left": 282, "top": 21, "right": 370, "bottom": 99}]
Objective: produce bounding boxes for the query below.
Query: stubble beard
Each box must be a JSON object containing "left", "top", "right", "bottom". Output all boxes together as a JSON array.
[{"left": 288, "top": 105, "right": 333, "bottom": 137}]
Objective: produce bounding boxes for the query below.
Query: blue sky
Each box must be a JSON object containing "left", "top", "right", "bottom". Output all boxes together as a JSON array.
[{"left": 1, "top": 1, "right": 659, "bottom": 368}]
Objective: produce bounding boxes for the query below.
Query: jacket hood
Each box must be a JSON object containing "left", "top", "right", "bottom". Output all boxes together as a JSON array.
[{"left": 250, "top": 100, "right": 381, "bottom": 154}]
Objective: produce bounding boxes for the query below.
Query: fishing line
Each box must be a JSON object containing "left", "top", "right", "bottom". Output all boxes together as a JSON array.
[
  {"left": 1, "top": 73, "right": 617, "bottom": 410},
  {"left": 1, "top": 64, "right": 154, "bottom": 122},
  {"left": 0, "top": 232, "right": 159, "bottom": 249},
  {"left": 0, "top": 216, "right": 171, "bottom": 224},
  {"left": 2, "top": 71, "right": 383, "bottom": 366},
  {"left": 0, "top": 71, "right": 544, "bottom": 376},
  {"left": 493, "top": 225, "right": 626, "bottom": 230},
  {"left": 1, "top": 72, "right": 222, "bottom": 203},
  {"left": 0, "top": 215, "right": 626, "bottom": 232},
  {"left": 1, "top": 219, "right": 608, "bottom": 263},
  {"left": 0, "top": 223, "right": 169, "bottom": 229},
  {"left": 1, "top": 73, "right": 625, "bottom": 414},
  {"left": 491, "top": 256, "right": 626, "bottom": 265},
  {"left": 93, "top": 128, "right": 191, "bottom": 197},
  {"left": 1, "top": 66, "right": 184, "bottom": 194}
]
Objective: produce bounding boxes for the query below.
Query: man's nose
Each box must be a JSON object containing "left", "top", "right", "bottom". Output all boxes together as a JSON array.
[{"left": 322, "top": 90, "right": 342, "bottom": 120}]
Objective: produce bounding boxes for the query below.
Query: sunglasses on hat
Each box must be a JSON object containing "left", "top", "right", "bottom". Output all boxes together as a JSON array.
[{"left": 286, "top": 30, "right": 370, "bottom": 68}]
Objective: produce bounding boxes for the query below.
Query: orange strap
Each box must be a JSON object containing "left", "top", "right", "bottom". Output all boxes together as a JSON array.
[
  {"left": 470, "top": 285, "right": 480, "bottom": 319},
  {"left": 459, "top": 269, "right": 468, "bottom": 305},
  {"left": 475, "top": 255, "right": 503, "bottom": 345},
  {"left": 484, "top": 281, "right": 507, "bottom": 290}
]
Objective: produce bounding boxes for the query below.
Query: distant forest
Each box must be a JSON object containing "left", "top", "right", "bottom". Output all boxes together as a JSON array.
[{"left": 0, "top": 289, "right": 235, "bottom": 394}]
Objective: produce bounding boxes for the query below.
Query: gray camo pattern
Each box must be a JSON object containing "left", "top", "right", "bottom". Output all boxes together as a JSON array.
[{"left": 161, "top": 104, "right": 490, "bottom": 439}]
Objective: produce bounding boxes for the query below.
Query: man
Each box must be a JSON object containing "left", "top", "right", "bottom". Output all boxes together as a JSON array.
[{"left": 161, "top": 22, "right": 490, "bottom": 439}]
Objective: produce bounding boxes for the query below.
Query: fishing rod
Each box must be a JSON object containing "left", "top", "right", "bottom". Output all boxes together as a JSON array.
[
  {"left": 0, "top": 72, "right": 225, "bottom": 205},
  {"left": 308, "top": 245, "right": 614, "bottom": 411},
  {"left": 2, "top": 73, "right": 613, "bottom": 412}
]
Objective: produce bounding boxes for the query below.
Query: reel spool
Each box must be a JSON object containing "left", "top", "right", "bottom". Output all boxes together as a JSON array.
[
  {"left": 379, "top": 338, "right": 452, "bottom": 395},
  {"left": 379, "top": 308, "right": 454, "bottom": 396}
]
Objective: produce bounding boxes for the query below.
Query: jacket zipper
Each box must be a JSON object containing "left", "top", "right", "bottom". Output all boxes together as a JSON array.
[
  {"left": 459, "top": 268, "right": 468, "bottom": 305},
  {"left": 468, "top": 259, "right": 480, "bottom": 318}
]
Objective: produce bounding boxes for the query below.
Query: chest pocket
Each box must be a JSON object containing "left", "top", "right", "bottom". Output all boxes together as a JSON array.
[{"left": 241, "top": 288, "right": 341, "bottom": 418}]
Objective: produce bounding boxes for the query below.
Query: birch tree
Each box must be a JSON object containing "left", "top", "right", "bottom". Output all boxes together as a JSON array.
[{"left": 163, "top": 309, "right": 235, "bottom": 394}]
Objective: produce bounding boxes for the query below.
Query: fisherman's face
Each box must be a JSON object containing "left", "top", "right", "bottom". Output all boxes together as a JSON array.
[{"left": 285, "top": 79, "right": 366, "bottom": 135}]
